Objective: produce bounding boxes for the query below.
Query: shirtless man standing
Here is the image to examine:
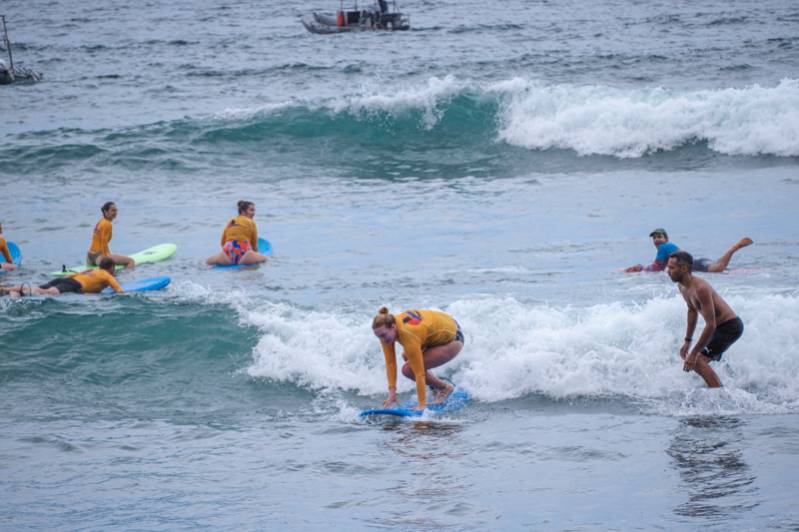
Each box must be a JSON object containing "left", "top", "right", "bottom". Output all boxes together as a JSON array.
[{"left": 667, "top": 251, "right": 744, "bottom": 388}]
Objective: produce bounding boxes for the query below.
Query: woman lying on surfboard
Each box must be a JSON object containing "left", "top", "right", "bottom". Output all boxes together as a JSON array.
[
  {"left": 372, "top": 307, "right": 464, "bottom": 411},
  {"left": 87, "top": 202, "right": 135, "bottom": 270},
  {"left": 1, "top": 257, "right": 123, "bottom": 297},
  {"left": 206, "top": 200, "right": 269, "bottom": 266}
]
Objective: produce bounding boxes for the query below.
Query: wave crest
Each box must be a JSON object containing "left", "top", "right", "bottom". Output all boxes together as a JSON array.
[{"left": 241, "top": 293, "right": 799, "bottom": 415}]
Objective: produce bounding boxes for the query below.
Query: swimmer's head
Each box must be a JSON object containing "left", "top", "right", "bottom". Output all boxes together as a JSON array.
[
  {"left": 99, "top": 256, "right": 116, "bottom": 273},
  {"left": 372, "top": 306, "right": 398, "bottom": 344},
  {"left": 667, "top": 251, "right": 693, "bottom": 282},
  {"left": 237, "top": 200, "right": 255, "bottom": 217},
  {"left": 649, "top": 228, "right": 668, "bottom": 246},
  {"left": 101, "top": 202, "right": 118, "bottom": 220}
]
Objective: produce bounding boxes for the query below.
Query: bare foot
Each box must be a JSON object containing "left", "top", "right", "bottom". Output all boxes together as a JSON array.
[
  {"left": 734, "top": 237, "right": 754, "bottom": 250},
  {"left": 432, "top": 384, "right": 454, "bottom": 404}
]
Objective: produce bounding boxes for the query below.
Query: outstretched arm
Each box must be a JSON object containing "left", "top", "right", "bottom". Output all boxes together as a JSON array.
[
  {"left": 381, "top": 342, "right": 398, "bottom": 406},
  {"left": 107, "top": 276, "right": 124, "bottom": 294},
  {"left": 403, "top": 342, "right": 427, "bottom": 410},
  {"left": 643, "top": 260, "right": 666, "bottom": 272}
]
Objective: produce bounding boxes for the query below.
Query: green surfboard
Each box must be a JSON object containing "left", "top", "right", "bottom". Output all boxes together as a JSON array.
[{"left": 52, "top": 243, "right": 177, "bottom": 277}]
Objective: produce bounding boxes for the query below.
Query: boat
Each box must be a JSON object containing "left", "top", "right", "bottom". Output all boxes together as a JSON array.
[
  {"left": 0, "top": 15, "right": 41, "bottom": 84},
  {"left": 301, "top": 0, "right": 410, "bottom": 34}
]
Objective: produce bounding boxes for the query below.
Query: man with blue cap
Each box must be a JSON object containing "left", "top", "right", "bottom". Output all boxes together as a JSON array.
[{"left": 625, "top": 228, "right": 752, "bottom": 273}]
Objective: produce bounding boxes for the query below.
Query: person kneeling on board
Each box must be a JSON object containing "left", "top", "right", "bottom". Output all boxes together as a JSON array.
[
  {"left": 372, "top": 307, "right": 464, "bottom": 411},
  {"left": 206, "top": 200, "right": 269, "bottom": 266},
  {"left": 1, "top": 257, "right": 123, "bottom": 297}
]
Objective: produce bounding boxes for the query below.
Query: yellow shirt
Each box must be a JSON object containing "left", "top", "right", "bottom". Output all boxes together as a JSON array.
[
  {"left": 380, "top": 309, "right": 458, "bottom": 407},
  {"left": 221, "top": 215, "right": 257, "bottom": 247},
  {"left": 0, "top": 236, "right": 11, "bottom": 264},
  {"left": 72, "top": 269, "right": 123, "bottom": 293},
  {"left": 89, "top": 218, "right": 113, "bottom": 256}
]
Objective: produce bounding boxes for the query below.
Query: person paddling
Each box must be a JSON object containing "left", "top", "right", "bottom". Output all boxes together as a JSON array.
[
  {"left": 625, "top": 228, "right": 752, "bottom": 273},
  {"left": 1, "top": 257, "right": 123, "bottom": 297}
]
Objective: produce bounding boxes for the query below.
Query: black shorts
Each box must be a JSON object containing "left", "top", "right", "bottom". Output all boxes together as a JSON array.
[
  {"left": 39, "top": 277, "right": 83, "bottom": 294},
  {"left": 701, "top": 316, "right": 743, "bottom": 361},
  {"left": 693, "top": 258, "right": 713, "bottom": 272},
  {"left": 454, "top": 321, "right": 465, "bottom": 344}
]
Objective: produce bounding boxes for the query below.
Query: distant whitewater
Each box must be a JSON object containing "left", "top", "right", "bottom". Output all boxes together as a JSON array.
[{"left": 2, "top": 77, "right": 797, "bottom": 177}]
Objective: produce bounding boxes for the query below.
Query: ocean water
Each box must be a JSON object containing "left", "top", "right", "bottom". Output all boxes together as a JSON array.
[{"left": 2, "top": 0, "right": 799, "bottom": 529}]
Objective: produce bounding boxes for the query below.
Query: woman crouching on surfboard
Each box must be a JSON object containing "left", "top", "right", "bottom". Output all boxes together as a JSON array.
[
  {"left": 88, "top": 202, "right": 135, "bottom": 270},
  {"left": 372, "top": 307, "right": 464, "bottom": 411},
  {"left": 206, "top": 200, "right": 269, "bottom": 266}
]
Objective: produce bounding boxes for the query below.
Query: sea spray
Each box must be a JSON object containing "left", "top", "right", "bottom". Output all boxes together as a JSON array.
[{"left": 238, "top": 293, "right": 799, "bottom": 415}]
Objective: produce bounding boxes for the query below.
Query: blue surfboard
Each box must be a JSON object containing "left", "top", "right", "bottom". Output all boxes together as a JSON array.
[
  {"left": 101, "top": 276, "right": 171, "bottom": 294},
  {"left": 360, "top": 389, "right": 470, "bottom": 418},
  {"left": 213, "top": 238, "right": 272, "bottom": 270},
  {"left": 0, "top": 241, "right": 22, "bottom": 274}
]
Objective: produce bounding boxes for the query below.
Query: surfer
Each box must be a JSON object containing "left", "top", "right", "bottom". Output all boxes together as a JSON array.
[
  {"left": 206, "top": 200, "right": 269, "bottom": 266},
  {"left": 1, "top": 257, "right": 123, "bottom": 297},
  {"left": 372, "top": 307, "right": 464, "bottom": 410},
  {"left": 0, "top": 222, "right": 17, "bottom": 271},
  {"left": 667, "top": 251, "right": 744, "bottom": 388},
  {"left": 625, "top": 228, "right": 752, "bottom": 273},
  {"left": 87, "top": 202, "right": 135, "bottom": 270}
]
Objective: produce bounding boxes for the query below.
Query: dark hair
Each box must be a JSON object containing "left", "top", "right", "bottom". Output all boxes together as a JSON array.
[
  {"left": 237, "top": 200, "right": 254, "bottom": 214},
  {"left": 669, "top": 250, "right": 693, "bottom": 271},
  {"left": 99, "top": 257, "right": 116, "bottom": 271},
  {"left": 101, "top": 201, "right": 116, "bottom": 215}
]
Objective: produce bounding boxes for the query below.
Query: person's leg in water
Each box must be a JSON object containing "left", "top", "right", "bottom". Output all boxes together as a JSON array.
[
  {"left": 690, "top": 353, "right": 723, "bottom": 387},
  {"left": 706, "top": 237, "right": 753, "bottom": 273},
  {"left": 237, "top": 249, "right": 268, "bottom": 265},
  {"left": 0, "top": 284, "right": 49, "bottom": 297},
  {"left": 206, "top": 251, "right": 233, "bottom": 266},
  {"left": 401, "top": 340, "right": 464, "bottom": 403},
  {"left": 108, "top": 253, "right": 135, "bottom": 270}
]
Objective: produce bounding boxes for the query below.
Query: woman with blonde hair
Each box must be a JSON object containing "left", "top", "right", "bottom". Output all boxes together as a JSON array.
[{"left": 372, "top": 307, "right": 464, "bottom": 411}]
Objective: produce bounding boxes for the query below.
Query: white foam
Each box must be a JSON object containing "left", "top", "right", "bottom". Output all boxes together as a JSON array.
[
  {"left": 237, "top": 293, "right": 799, "bottom": 416},
  {"left": 333, "top": 74, "right": 465, "bottom": 130},
  {"left": 496, "top": 78, "right": 799, "bottom": 157},
  {"left": 219, "top": 75, "right": 799, "bottom": 158}
]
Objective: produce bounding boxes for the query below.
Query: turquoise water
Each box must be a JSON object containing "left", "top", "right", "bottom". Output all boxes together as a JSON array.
[{"left": 2, "top": 0, "right": 799, "bottom": 529}]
